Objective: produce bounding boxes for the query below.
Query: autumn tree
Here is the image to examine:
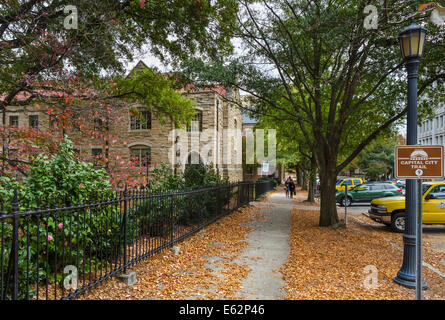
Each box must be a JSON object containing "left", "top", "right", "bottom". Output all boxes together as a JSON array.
[
  {"left": 179, "top": 0, "right": 445, "bottom": 227},
  {"left": 0, "top": 0, "right": 237, "bottom": 179}
]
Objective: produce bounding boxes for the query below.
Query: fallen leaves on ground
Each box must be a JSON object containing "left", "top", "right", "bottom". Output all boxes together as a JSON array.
[
  {"left": 75, "top": 196, "right": 271, "bottom": 300},
  {"left": 352, "top": 213, "right": 445, "bottom": 299},
  {"left": 279, "top": 206, "right": 445, "bottom": 300}
]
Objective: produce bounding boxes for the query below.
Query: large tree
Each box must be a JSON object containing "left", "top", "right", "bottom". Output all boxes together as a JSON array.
[
  {"left": 180, "top": 0, "right": 445, "bottom": 227},
  {"left": 0, "top": 0, "right": 236, "bottom": 105}
]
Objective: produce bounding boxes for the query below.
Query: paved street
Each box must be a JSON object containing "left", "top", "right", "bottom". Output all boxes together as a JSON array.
[{"left": 337, "top": 203, "right": 371, "bottom": 216}]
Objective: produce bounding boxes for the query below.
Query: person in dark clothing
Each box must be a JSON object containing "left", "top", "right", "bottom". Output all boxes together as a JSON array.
[
  {"left": 288, "top": 179, "right": 296, "bottom": 198},
  {"left": 284, "top": 176, "right": 292, "bottom": 197}
]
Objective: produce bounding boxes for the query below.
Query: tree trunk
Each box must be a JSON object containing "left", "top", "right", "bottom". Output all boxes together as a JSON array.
[
  {"left": 307, "top": 178, "right": 314, "bottom": 202},
  {"left": 295, "top": 164, "right": 301, "bottom": 187},
  {"left": 306, "top": 156, "right": 317, "bottom": 203},
  {"left": 318, "top": 163, "right": 339, "bottom": 226},
  {"left": 301, "top": 169, "right": 308, "bottom": 190}
]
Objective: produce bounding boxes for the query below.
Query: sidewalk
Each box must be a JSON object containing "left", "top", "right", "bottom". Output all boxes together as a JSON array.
[
  {"left": 233, "top": 191, "right": 292, "bottom": 299},
  {"left": 80, "top": 189, "right": 287, "bottom": 300}
]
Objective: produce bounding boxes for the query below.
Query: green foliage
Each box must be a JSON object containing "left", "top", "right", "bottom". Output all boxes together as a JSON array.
[
  {"left": 183, "top": 163, "right": 228, "bottom": 189},
  {"left": 357, "top": 135, "right": 397, "bottom": 180},
  {"left": 0, "top": 137, "right": 123, "bottom": 299},
  {"left": 148, "top": 162, "right": 184, "bottom": 193},
  {"left": 0, "top": 152, "right": 232, "bottom": 299},
  {"left": 138, "top": 162, "right": 231, "bottom": 227},
  {"left": 257, "top": 176, "right": 280, "bottom": 187},
  {"left": 0, "top": 0, "right": 237, "bottom": 92},
  {"left": 111, "top": 68, "right": 197, "bottom": 128}
]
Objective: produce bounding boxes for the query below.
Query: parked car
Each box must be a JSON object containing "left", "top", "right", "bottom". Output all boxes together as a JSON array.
[
  {"left": 395, "top": 179, "right": 406, "bottom": 195},
  {"left": 396, "top": 179, "right": 406, "bottom": 188},
  {"left": 369, "top": 181, "right": 445, "bottom": 232},
  {"left": 335, "top": 177, "right": 365, "bottom": 192},
  {"left": 336, "top": 182, "right": 402, "bottom": 207}
]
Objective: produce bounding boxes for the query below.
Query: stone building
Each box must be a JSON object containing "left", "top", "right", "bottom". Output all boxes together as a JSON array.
[{"left": 0, "top": 61, "right": 243, "bottom": 185}]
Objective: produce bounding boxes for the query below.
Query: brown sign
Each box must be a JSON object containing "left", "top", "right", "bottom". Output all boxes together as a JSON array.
[{"left": 395, "top": 145, "right": 444, "bottom": 179}]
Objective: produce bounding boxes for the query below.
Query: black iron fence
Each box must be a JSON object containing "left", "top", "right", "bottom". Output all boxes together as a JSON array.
[{"left": 0, "top": 180, "right": 274, "bottom": 300}]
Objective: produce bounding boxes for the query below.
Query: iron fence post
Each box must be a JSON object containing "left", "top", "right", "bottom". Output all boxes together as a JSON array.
[
  {"left": 237, "top": 181, "right": 241, "bottom": 208},
  {"left": 123, "top": 184, "right": 128, "bottom": 273},
  {"left": 216, "top": 185, "right": 221, "bottom": 216},
  {"left": 11, "top": 189, "right": 19, "bottom": 300},
  {"left": 170, "top": 194, "right": 174, "bottom": 243}
]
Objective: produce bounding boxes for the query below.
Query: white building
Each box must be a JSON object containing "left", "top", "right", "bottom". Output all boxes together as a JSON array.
[{"left": 418, "top": 104, "right": 445, "bottom": 146}]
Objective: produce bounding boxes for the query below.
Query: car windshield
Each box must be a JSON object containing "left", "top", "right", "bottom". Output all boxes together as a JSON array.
[
  {"left": 351, "top": 184, "right": 364, "bottom": 190},
  {"left": 423, "top": 184, "right": 433, "bottom": 195}
]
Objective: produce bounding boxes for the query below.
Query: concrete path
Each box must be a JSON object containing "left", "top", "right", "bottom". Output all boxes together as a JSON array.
[{"left": 234, "top": 191, "right": 292, "bottom": 299}]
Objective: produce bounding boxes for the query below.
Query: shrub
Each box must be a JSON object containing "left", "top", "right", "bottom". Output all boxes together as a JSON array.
[
  {"left": 0, "top": 137, "right": 122, "bottom": 299},
  {"left": 147, "top": 162, "right": 184, "bottom": 194}
]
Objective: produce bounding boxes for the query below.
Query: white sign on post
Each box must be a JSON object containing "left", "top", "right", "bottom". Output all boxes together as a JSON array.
[{"left": 262, "top": 162, "right": 269, "bottom": 173}]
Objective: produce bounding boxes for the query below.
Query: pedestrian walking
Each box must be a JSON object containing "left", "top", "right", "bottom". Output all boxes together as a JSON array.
[
  {"left": 284, "top": 176, "right": 292, "bottom": 198},
  {"left": 288, "top": 178, "right": 296, "bottom": 199}
]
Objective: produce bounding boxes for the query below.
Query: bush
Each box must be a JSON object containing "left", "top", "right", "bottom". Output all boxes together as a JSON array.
[
  {"left": 0, "top": 137, "right": 122, "bottom": 299},
  {"left": 147, "top": 162, "right": 184, "bottom": 193},
  {"left": 257, "top": 176, "right": 279, "bottom": 186}
]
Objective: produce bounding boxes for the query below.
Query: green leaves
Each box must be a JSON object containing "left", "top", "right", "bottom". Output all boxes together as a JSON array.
[{"left": 111, "top": 67, "right": 196, "bottom": 127}]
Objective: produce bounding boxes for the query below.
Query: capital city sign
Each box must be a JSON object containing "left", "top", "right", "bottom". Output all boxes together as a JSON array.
[{"left": 395, "top": 145, "right": 444, "bottom": 179}]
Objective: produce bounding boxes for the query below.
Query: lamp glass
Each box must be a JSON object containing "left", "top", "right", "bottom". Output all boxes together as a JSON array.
[
  {"left": 410, "top": 30, "right": 420, "bottom": 56},
  {"left": 418, "top": 32, "right": 426, "bottom": 56},
  {"left": 400, "top": 33, "right": 411, "bottom": 59}
]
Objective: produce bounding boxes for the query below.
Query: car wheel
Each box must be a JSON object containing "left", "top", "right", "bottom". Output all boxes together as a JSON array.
[
  {"left": 391, "top": 213, "right": 405, "bottom": 233},
  {"left": 342, "top": 196, "right": 352, "bottom": 207}
]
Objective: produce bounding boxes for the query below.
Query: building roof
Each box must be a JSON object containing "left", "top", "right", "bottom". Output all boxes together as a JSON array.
[
  {"left": 242, "top": 113, "right": 257, "bottom": 124},
  {"left": 129, "top": 60, "right": 228, "bottom": 98}
]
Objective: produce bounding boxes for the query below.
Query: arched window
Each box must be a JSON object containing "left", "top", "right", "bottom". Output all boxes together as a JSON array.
[
  {"left": 186, "top": 152, "right": 203, "bottom": 166},
  {"left": 187, "top": 110, "right": 202, "bottom": 132},
  {"left": 130, "top": 145, "right": 151, "bottom": 167}
]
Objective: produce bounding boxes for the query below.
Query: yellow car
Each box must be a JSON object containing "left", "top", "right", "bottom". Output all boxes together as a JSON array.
[
  {"left": 335, "top": 177, "right": 364, "bottom": 192},
  {"left": 369, "top": 181, "right": 445, "bottom": 232}
]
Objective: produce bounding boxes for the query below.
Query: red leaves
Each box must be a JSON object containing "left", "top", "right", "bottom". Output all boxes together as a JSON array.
[{"left": 139, "top": 0, "right": 145, "bottom": 8}]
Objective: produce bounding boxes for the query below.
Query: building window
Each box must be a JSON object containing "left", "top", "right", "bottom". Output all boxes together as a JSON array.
[
  {"left": 187, "top": 110, "right": 203, "bottom": 132},
  {"left": 29, "top": 115, "right": 38, "bottom": 129},
  {"left": 186, "top": 152, "right": 203, "bottom": 167},
  {"left": 91, "top": 148, "right": 103, "bottom": 166},
  {"left": 130, "top": 146, "right": 151, "bottom": 167},
  {"left": 9, "top": 116, "right": 18, "bottom": 127},
  {"left": 130, "top": 108, "right": 151, "bottom": 130}
]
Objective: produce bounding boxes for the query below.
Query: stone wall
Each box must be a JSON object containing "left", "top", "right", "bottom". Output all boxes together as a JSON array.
[{"left": 1, "top": 87, "right": 244, "bottom": 185}]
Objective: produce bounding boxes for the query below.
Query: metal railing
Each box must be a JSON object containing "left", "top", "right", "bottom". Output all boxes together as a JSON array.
[{"left": 0, "top": 180, "right": 274, "bottom": 300}]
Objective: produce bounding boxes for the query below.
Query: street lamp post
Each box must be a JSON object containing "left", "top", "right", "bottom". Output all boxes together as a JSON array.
[{"left": 394, "top": 19, "right": 427, "bottom": 290}]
